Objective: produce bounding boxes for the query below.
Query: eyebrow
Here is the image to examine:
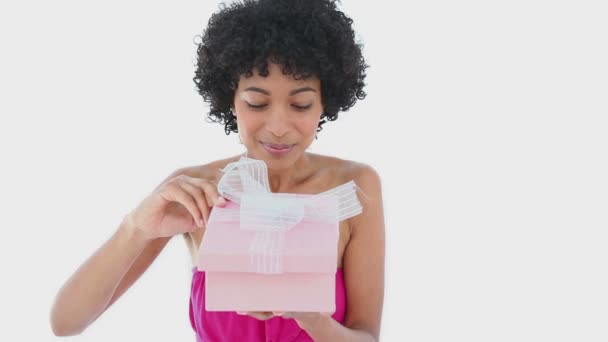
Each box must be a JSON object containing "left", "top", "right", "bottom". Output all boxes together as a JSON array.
[{"left": 243, "top": 86, "right": 316, "bottom": 96}]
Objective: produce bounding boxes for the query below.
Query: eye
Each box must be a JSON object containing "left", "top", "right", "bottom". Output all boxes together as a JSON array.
[
  {"left": 246, "top": 102, "right": 267, "bottom": 109},
  {"left": 292, "top": 104, "right": 312, "bottom": 110}
]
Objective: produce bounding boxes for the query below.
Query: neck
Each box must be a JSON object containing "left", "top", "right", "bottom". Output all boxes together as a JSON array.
[{"left": 263, "top": 153, "right": 314, "bottom": 193}]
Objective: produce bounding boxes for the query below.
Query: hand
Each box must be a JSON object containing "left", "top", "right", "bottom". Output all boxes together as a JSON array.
[
  {"left": 126, "top": 172, "right": 226, "bottom": 240},
  {"left": 237, "top": 311, "right": 333, "bottom": 332}
]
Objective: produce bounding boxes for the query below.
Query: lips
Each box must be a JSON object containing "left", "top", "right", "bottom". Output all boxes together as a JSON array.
[
  {"left": 263, "top": 142, "right": 294, "bottom": 149},
  {"left": 260, "top": 141, "right": 296, "bottom": 155}
]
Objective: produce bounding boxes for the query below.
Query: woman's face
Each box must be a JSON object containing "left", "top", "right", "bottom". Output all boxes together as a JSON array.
[{"left": 232, "top": 61, "right": 323, "bottom": 170}]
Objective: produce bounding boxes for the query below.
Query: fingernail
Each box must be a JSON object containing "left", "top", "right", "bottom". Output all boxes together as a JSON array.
[
  {"left": 217, "top": 196, "right": 226, "bottom": 204},
  {"left": 236, "top": 311, "right": 245, "bottom": 315},
  {"left": 273, "top": 311, "right": 284, "bottom": 316},
  {"left": 198, "top": 218, "right": 204, "bottom": 227}
]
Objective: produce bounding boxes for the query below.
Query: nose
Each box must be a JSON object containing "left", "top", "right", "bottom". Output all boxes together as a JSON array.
[{"left": 265, "top": 109, "right": 291, "bottom": 138}]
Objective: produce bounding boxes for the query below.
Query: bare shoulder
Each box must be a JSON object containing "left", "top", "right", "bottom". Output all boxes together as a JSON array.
[
  {"left": 310, "top": 153, "right": 381, "bottom": 190},
  {"left": 348, "top": 161, "right": 382, "bottom": 196},
  {"left": 312, "top": 154, "right": 383, "bottom": 230},
  {"left": 347, "top": 160, "right": 383, "bottom": 229}
]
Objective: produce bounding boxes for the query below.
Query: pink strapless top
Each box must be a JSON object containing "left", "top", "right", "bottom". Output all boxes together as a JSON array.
[{"left": 189, "top": 267, "right": 346, "bottom": 342}]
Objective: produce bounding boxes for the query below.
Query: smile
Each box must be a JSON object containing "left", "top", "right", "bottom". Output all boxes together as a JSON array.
[{"left": 260, "top": 142, "right": 295, "bottom": 156}]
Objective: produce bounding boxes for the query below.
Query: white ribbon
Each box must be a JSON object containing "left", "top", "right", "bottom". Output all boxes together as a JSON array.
[{"left": 213, "top": 157, "right": 361, "bottom": 273}]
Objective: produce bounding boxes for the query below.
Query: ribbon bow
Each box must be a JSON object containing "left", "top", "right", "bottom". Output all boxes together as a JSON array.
[
  {"left": 211, "top": 157, "right": 362, "bottom": 273},
  {"left": 215, "top": 157, "right": 340, "bottom": 231}
]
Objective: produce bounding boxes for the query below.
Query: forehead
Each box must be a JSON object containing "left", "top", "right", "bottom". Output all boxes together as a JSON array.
[{"left": 237, "top": 62, "right": 320, "bottom": 90}]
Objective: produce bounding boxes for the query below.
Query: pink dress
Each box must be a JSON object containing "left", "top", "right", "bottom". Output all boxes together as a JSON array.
[{"left": 189, "top": 267, "right": 347, "bottom": 342}]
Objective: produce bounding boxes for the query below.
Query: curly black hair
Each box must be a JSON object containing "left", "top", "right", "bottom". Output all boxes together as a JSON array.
[{"left": 193, "top": 0, "right": 369, "bottom": 135}]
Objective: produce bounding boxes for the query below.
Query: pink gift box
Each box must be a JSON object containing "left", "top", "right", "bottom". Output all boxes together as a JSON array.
[{"left": 197, "top": 194, "right": 340, "bottom": 312}]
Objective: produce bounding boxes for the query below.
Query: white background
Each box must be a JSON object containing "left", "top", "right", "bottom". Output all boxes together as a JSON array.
[{"left": 1, "top": 0, "right": 607, "bottom": 341}]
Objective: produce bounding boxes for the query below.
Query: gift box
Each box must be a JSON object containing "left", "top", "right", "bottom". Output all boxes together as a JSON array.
[{"left": 197, "top": 157, "right": 362, "bottom": 312}]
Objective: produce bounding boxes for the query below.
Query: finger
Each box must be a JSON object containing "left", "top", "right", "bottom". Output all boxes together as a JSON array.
[
  {"left": 259, "top": 312, "right": 275, "bottom": 320},
  {"left": 180, "top": 176, "right": 219, "bottom": 209},
  {"left": 178, "top": 179, "right": 211, "bottom": 226},
  {"left": 187, "top": 177, "right": 226, "bottom": 207},
  {"left": 280, "top": 312, "right": 295, "bottom": 319},
  {"left": 161, "top": 182, "right": 204, "bottom": 227},
  {"left": 238, "top": 311, "right": 274, "bottom": 320}
]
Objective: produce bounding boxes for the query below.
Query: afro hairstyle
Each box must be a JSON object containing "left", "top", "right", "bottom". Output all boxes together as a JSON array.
[{"left": 193, "top": 0, "right": 369, "bottom": 135}]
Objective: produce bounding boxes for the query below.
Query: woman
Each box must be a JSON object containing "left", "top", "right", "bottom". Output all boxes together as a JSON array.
[{"left": 50, "top": 0, "right": 385, "bottom": 341}]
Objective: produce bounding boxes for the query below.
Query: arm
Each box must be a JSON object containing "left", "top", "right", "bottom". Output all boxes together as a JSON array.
[
  {"left": 49, "top": 168, "right": 190, "bottom": 336},
  {"left": 305, "top": 164, "right": 386, "bottom": 341},
  {"left": 50, "top": 216, "right": 171, "bottom": 336},
  {"left": 50, "top": 216, "right": 151, "bottom": 335}
]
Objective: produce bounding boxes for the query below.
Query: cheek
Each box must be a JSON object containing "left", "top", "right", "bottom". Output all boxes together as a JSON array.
[
  {"left": 238, "top": 121, "right": 260, "bottom": 140},
  {"left": 299, "top": 111, "right": 322, "bottom": 134},
  {"left": 304, "top": 121, "right": 319, "bottom": 135},
  {"left": 290, "top": 116, "right": 317, "bottom": 136},
  {"left": 235, "top": 111, "right": 262, "bottom": 136}
]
